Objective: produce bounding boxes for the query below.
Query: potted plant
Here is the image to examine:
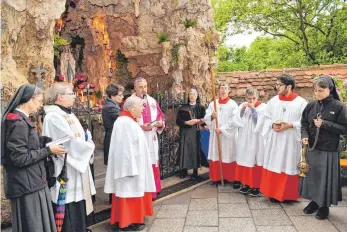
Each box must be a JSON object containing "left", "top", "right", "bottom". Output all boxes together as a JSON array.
[{"left": 157, "top": 33, "right": 170, "bottom": 49}]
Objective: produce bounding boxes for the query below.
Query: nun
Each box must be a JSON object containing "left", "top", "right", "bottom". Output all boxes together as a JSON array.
[
  {"left": 300, "top": 75, "right": 347, "bottom": 220},
  {"left": 176, "top": 88, "right": 208, "bottom": 179},
  {"left": 1, "top": 84, "right": 66, "bottom": 232}
]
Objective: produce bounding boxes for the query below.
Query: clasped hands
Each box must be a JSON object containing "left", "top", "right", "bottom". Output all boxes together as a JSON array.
[
  {"left": 272, "top": 121, "right": 293, "bottom": 133},
  {"left": 141, "top": 120, "right": 163, "bottom": 131},
  {"left": 185, "top": 119, "right": 203, "bottom": 126}
]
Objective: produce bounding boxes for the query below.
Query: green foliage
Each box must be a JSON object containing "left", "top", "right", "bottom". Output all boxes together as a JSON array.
[
  {"left": 157, "top": 33, "right": 170, "bottom": 43},
  {"left": 53, "top": 33, "right": 69, "bottom": 57},
  {"left": 183, "top": 19, "right": 198, "bottom": 29},
  {"left": 171, "top": 43, "right": 184, "bottom": 66},
  {"left": 95, "top": 91, "right": 102, "bottom": 100},
  {"left": 212, "top": 0, "right": 347, "bottom": 65},
  {"left": 216, "top": 37, "right": 308, "bottom": 71}
]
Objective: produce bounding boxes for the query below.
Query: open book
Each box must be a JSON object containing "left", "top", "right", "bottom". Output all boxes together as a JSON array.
[{"left": 45, "top": 135, "right": 71, "bottom": 147}]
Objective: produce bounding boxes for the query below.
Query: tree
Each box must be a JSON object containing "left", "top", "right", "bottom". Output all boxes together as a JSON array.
[
  {"left": 216, "top": 37, "right": 308, "bottom": 71},
  {"left": 212, "top": 0, "right": 347, "bottom": 65}
]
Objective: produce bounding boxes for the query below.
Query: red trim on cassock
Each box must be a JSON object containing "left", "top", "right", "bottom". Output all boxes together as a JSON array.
[
  {"left": 254, "top": 101, "right": 262, "bottom": 108},
  {"left": 278, "top": 92, "right": 298, "bottom": 101},
  {"left": 234, "top": 163, "right": 263, "bottom": 188},
  {"left": 218, "top": 97, "right": 230, "bottom": 104},
  {"left": 209, "top": 161, "right": 236, "bottom": 182},
  {"left": 260, "top": 168, "right": 299, "bottom": 201},
  {"left": 119, "top": 110, "right": 136, "bottom": 122},
  {"left": 151, "top": 164, "right": 161, "bottom": 199},
  {"left": 6, "top": 113, "right": 20, "bottom": 120},
  {"left": 110, "top": 192, "right": 153, "bottom": 228}
]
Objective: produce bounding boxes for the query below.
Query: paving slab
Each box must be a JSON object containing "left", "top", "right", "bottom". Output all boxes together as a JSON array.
[
  {"left": 252, "top": 209, "right": 292, "bottom": 226},
  {"left": 281, "top": 201, "right": 315, "bottom": 216},
  {"left": 290, "top": 215, "right": 339, "bottom": 232},
  {"left": 256, "top": 225, "right": 297, "bottom": 232},
  {"left": 191, "top": 186, "right": 218, "bottom": 199},
  {"left": 156, "top": 204, "right": 188, "bottom": 218},
  {"left": 218, "top": 203, "right": 252, "bottom": 218},
  {"left": 218, "top": 193, "right": 247, "bottom": 204},
  {"left": 145, "top": 204, "right": 162, "bottom": 225},
  {"left": 183, "top": 226, "right": 219, "bottom": 232},
  {"left": 219, "top": 217, "right": 257, "bottom": 232},
  {"left": 328, "top": 207, "right": 347, "bottom": 232},
  {"left": 218, "top": 184, "right": 241, "bottom": 193},
  {"left": 148, "top": 219, "right": 185, "bottom": 232},
  {"left": 189, "top": 198, "right": 218, "bottom": 210},
  {"left": 185, "top": 210, "right": 219, "bottom": 226},
  {"left": 161, "top": 191, "right": 193, "bottom": 205},
  {"left": 247, "top": 196, "right": 282, "bottom": 209}
]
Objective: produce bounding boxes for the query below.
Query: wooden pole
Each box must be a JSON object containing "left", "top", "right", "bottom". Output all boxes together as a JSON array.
[{"left": 207, "top": 33, "right": 224, "bottom": 187}]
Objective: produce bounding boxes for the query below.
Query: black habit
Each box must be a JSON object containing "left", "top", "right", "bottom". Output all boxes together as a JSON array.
[{"left": 176, "top": 104, "right": 208, "bottom": 170}]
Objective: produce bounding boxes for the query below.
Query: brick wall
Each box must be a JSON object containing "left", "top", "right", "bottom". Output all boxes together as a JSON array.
[{"left": 216, "top": 64, "right": 347, "bottom": 102}]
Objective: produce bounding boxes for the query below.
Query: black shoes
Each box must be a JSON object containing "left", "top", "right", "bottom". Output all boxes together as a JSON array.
[
  {"left": 270, "top": 198, "right": 280, "bottom": 203},
  {"left": 239, "top": 186, "right": 251, "bottom": 194},
  {"left": 315, "top": 207, "right": 329, "bottom": 220},
  {"left": 249, "top": 188, "right": 261, "bottom": 197},
  {"left": 233, "top": 181, "right": 241, "bottom": 189},
  {"left": 178, "top": 169, "right": 188, "bottom": 179},
  {"left": 303, "top": 201, "right": 319, "bottom": 214}
]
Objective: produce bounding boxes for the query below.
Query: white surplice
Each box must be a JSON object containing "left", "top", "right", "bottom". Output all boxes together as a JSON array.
[
  {"left": 262, "top": 96, "right": 308, "bottom": 175},
  {"left": 43, "top": 105, "right": 96, "bottom": 207},
  {"left": 104, "top": 116, "right": 156, "bottom": 198},
  {"left": 233, "top": 102, "right": 267, "bottom": 167},
  {"left": 204, "top": 99, "right": 238, "bottom": 163}
]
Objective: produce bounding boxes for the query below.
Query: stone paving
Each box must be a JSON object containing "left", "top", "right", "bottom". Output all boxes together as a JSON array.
[{"left": 92, "top": 183, "right": 347, "bottom": 232}]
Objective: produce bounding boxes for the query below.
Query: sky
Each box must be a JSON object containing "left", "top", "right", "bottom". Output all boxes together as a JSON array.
[{"left": 225, "top": 32, "right": 263, "bottom": 48}]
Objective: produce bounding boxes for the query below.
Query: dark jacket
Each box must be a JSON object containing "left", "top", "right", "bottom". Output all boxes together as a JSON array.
[
  {"left": 102, "top": 98, "right": 121, "bottom": 165},
  {"left": 301, "top": 95, "right": 347, "bottom": 152},
  {"left": 3, "top": 111, "right": 51, "bottom": 199}
]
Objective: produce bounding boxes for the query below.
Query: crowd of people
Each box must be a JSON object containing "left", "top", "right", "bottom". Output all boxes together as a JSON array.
[{"left": 1, "top": 74, "right": 346, "bottom": 232}]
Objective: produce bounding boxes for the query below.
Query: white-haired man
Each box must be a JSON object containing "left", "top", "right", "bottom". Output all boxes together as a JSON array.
[
  {"left": 132, "top": 77, "right": 165, "bottom": 199},
  {"left": 104, "top": 96, "right": 156, "bottom": 231},
  {"left": 43, "top": 83, "right": 95, "bottom": 232}
]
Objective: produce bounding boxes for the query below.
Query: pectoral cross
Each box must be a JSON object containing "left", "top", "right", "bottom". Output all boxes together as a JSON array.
[{"left": 31, "top": 64, "right": 47, "bottom": 89}]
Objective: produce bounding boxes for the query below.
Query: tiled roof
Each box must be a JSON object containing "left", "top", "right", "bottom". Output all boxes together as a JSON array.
[{"left": 217, "top": 64, "right": 347, "bottom": 98}]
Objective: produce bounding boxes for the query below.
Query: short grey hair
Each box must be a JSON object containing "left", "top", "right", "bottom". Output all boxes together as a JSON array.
[
  {"left": 134, "top": 77, "right": 147, "bottom": 87},
  {"left": 245, "top": 88, "right": 259, "bottom": 97},
  {"left": 47, "top": 83, "right": 74, "bottom": 103},
  {"left": 123, "top": 96, "right": 142, "bottom": 111}
]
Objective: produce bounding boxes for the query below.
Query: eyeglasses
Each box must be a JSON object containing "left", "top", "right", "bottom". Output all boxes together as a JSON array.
[{"left": 275, "top": 83, "right": 285, "bottom": 87}]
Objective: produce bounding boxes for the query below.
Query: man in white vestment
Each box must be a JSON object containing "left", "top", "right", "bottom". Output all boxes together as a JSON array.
[
  {"left": 204, "top": 82, "right": 239, "bottom": 186},
  {"left": 132, "top": 77, "right": 165, "bottom": 199},
  {"left": 233, "top": 88, "right": 267, "bottom": 196},
  {"left": 104, "top": 96, "right": 156, "bottom": 231},
  {"left": 260, "top": 74, "right": 307, "bottom": 203},
  {"left": 43, "top": 83, "right": 95, "bottom": 232}
]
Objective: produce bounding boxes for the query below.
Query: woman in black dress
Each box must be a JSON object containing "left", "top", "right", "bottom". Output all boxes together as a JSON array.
[
  {"left": 176, "top": 89, "right": 208, "bottom": 179},
  {"left": 1, "top": 84, "right": 66, "bottom": 232},
  {"left": 300, "top": 75, "right": 347, "bottom": 220}
]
